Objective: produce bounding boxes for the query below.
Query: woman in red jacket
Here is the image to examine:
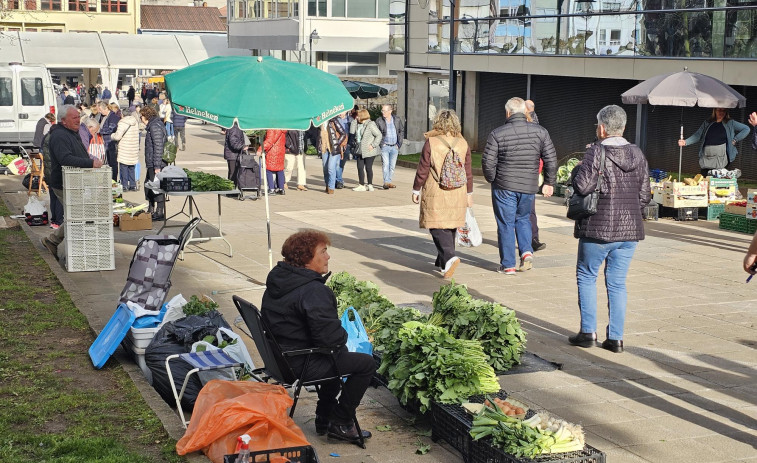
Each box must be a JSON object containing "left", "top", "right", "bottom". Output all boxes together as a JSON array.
[{"left": 260, "top": 129, "right": 287, "bottom": 195}]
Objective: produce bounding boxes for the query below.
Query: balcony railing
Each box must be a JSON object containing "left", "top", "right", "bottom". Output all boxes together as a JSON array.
[{"left": 419, "top": 6, "right": 757, "bottom": 59}]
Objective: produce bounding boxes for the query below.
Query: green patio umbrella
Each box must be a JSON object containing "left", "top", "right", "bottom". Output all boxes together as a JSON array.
[
  {"left": 165, "top": 56, "right": 354, "bottom": 130},
  {"left": 165, "top": 56, "right": 355, "bottom": 268},
  {"left": 342, "top": 80, "right": 389, "bottom": 99}
]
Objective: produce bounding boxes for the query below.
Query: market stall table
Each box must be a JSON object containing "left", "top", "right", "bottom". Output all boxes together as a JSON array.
[{"left": 156, "top": 189, "right": 239, "bottom": 258}]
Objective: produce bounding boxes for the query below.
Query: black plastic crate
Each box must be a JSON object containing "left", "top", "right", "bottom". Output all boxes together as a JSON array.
[
  {"left": 674, "top": 207, "right": 698, "bottom": 221},
  {"left": 431, "top": 391, "right": 510, "bottom": 461},
  {"left": 469, "top": 440, "right": 606, "bottom": 463},
  {"left": 160, "top": 177, "right": 191, "bottom": 192},
  {"left": 224, "top": 445, "right": 318, "bottom": 463}
]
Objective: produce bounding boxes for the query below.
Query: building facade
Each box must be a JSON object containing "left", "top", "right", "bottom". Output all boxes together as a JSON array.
[
  {"left": 0, "top": 0, "right": 140, "bottom": 33},
  {"left": 389, "top": 0, "right": 757, "bottom": 178},
  {"left": 226, "top": 0, "right": 404, "bottom": 77}
]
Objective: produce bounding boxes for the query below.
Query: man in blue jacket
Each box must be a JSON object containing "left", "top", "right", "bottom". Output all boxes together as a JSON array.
[{"left": 41, "top": 105, "right": 103, "bottom": 261}]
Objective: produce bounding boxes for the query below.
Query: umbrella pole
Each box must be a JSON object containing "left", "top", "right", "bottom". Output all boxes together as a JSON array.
[
  {"left": 679, "top": 107, "right": 684, "bottom": 181},
  {"left": 260, "top": 142, "right": 273, "bottom": 270}
]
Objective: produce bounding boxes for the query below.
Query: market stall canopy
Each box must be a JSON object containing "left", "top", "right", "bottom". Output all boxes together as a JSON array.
[
  {"left": 100, "top": 34, "right": 188, "bottom": 70},
  {"left": 0, "top": 34, "right": 25, "bottom": 64},
  {"left": 621, "top": 70, "right": 746, "bottom": 108},
  {"left": 174, "top": 35, "right": 250, "bottom": 66},
  {"left": 16, "top": 32, "right": 108, "bottom": 68},
  {"left": 165, "top": 55, "right": 355, "bottom": 130},
  {"left": 342, "top": 80, "right": 389, "bottom": 99}
]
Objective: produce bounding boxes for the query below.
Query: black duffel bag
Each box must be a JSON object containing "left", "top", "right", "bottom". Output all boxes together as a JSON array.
[
  {"left": 21, "top": 173, "right": 43, "bottom": 190},
  {"left": 567, "top": 145, "right": 606, "bottom": 221}
]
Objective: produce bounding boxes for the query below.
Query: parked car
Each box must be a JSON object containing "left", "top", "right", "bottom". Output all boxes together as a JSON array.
[{"left": 0, "top": 63, "right": 57, "bottom": 151}]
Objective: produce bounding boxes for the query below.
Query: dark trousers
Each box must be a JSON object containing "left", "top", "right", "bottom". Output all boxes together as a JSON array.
[
  {"left": 266, "top": 170, "right": 285, "bottom": 189},
  {"left": 356, "top": 155, "right": 375, "bottom": 185},
  {"left": 430, "top": 228, "right": 457, "bottom": 268},
  {"left": 227, "top": 159, "right": 238, "bottom": 183},
  {"left": 530, "top": 199, "right": 539, "bottom": 242},
  {"left": 106, "top": 147, "right": 118, "bottom": 181},
  {"left": 48, "top": 188, "right": 63, "bottom": 225},
  {"left": 297, "top": 348, "right": 376, "bottom": 425},
  {"left": 144, "top": 167, "right": 165, "bottom": 212}
]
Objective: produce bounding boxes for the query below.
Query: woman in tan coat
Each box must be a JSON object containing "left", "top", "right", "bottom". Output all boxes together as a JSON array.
[{"left": 412, "top": 110, "right": 473, "bottom": 278}]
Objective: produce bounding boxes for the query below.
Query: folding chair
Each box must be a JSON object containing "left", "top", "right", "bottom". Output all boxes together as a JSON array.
[
  {"left": 165, "top": 349, "right": 244, "bottom": 427},
  {"left": 232, "top": 295, "right": 366, "bottom": 448}
]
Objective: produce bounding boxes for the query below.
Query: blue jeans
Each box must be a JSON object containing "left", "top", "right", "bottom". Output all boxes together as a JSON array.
[
  {"left": 322, "top": 151, "right": 339, "bottom": 190},
  {"left": 491, "top": 188, "right": 534, "bottom": 269},
  {"left": 119, "top": 163, "right": 136, "bottom": 190},
  {"left": 336, "top": 146, "right": 350, "bottom": 184},
  {"left": 165, "top": 121, "right": 174, "bottom": 137},
  {"left": 380, "top": 144, "right": 399, "bottom": 184},
  {"left": 576, "top": 239, "right": 638, "bottom": 340}
]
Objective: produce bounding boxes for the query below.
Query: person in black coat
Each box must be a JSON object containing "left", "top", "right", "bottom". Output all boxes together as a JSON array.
[
  {"left": 262, "top": 230, "right": 375, "bottom": 444},
  {"left": 568, "top": 105, "right": 650, "bottom": 354},
  {"left": 126, "top": 85, "right": 135, "bottom": 107},
  {"left": 223, "top": 122, "right": 246, "bottom": 183},
  {"left": 141, "top": 105, "right": 167, "bottom": 220}
]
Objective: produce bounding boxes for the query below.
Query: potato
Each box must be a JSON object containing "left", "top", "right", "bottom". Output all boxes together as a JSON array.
[{"left": 514, "top": 407, "right": 525, "bottom": 415}]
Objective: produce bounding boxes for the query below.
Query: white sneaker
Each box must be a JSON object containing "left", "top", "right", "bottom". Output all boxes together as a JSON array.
[
  {"left": 366, "top": 184, "right": 375, "bottom": 191},
  {"left": 352, "top": 184, "right": 367, "bottom": 191},
  {"left": 442, "top": 256, "right": 460, "bottom": 278}
]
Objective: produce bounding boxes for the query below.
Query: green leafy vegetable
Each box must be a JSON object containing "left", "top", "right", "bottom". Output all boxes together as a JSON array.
[
  {"left": 376, "top": 425, "right": 393, "bottom": 432},
  {"left": 183, "top": 169, "right": 235, "bottom": 191},
  {"left": 182, "top": 295, "right": 219, "bottom": 316},
  {"left": 556, "top": 157, "right": 581, "bottom": 184},
  {"left": 415, "top": 438, "right": 431, "bottom": 455},
  {"left": 379, "top": 321, "right": 500, "bottom": 413},
  {"left": 327, "top": 271, "right": 397, "bottom": 331},
  {"left": 429, "top": 282, "right": 526, "bottom": 372},
  {"left": 0, "top": 154, "right": 19, "bottom": 166}
]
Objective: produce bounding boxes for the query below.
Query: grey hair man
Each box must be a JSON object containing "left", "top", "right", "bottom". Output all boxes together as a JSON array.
[
  {"left": 482, "top": 97, "right": 557, "bottom": 275},
  {"left": 375, "top": 104, "right": 404, "bottom": 189},
  {"left": 41, "top": 105, "right": 103, "bottom": 261},
  {"left": 568, "top": 104, "right": 650, "bottom": 353}
]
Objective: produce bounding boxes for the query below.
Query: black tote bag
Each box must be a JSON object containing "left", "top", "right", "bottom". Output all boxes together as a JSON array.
[{"left": 567, "top": 145, "right": 606, "bottom": 221}]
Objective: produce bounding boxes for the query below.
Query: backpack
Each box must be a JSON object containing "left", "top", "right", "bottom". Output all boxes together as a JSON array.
[{"left": 437, "top": 136, "right": 466, "bottom": 190}]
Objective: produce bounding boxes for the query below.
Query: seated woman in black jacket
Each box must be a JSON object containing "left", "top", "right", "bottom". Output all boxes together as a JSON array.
[{"left": 262, "top": 230, "right": 375, "bottom": 444}]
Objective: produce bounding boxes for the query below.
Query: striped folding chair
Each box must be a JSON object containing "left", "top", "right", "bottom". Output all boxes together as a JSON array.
[{"left": 165, "top": 349, "right": 244, "bottom": 427}]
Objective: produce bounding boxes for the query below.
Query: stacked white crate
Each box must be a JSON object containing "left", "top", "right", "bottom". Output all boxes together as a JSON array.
[{"left": 63, "top": 167, "right": 115, "bottom": 272}]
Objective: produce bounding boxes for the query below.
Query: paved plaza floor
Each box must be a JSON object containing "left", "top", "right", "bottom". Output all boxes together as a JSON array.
[{"left": 3, "top": 120, "right": 756, "bottom": 462}]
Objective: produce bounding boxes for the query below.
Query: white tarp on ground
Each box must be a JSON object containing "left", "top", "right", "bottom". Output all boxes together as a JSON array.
[{"left": 0, "top": 31, "right": 249, "bottom": 71}]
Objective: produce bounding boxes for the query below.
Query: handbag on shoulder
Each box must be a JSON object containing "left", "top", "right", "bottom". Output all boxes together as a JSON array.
[{"left": 567, "top": 145, "right": 606, "bottom": 221}]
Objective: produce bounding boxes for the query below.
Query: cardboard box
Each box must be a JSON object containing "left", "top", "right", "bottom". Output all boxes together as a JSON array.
[
  {"left": 747, "top": 205, "right": 757, "bottom": 220},
  {"left": 662, "top": 193, "right": 708, "bottom": 208},
  {"left": 663, "top": 181, "right": 707, "bottom": 195},
  {"left": 747, "top": 189, "right": 757, "bottom": 203},
  {"left": 652, "top": 189, "right": 664, "bottom": 204},
  {"left": 725, "top": 202, "right": 747, "bottom": 215},
  {"left": 119, "top": 213, "right": 152, "bottom": 231}
]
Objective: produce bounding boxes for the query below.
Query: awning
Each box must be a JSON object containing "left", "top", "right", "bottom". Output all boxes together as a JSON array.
[
  {"left": 17, "top": 31, "right": 108, "bottom": 68},
  {"left": 99, "top": 34, "right": 189, "bottom": 69},
  {"left": 175, "top": 35, "right": 249, "bottom": 65},
  {"left": 0, "top": 33, "right": 24, "bottom": 63}
]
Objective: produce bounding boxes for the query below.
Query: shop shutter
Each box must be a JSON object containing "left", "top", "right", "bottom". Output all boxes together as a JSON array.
[{"left": 476, "top": 72, "right": 527, "bottom": 149}]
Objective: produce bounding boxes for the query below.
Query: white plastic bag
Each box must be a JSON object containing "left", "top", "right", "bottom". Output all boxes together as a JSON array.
[
  {"left": 456, "top": 207, "right": 482, "bottom": 247},
  {"left": 216, "top": 327, "right": 255, "bottom": 373},
  {"left": 23, "top": 196, "right": 46, "bottom": 216},
  {"left": 190, "top": 327, "right": 256, "bottom": 384},
  {"left": 159, "top": 294, "right": 188, "bottom": 327}
]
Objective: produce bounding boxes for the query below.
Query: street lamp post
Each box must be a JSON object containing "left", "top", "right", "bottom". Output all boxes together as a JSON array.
[
  {"left": 309, "top": 29, "right": 320, "bottom": 67},
  {"left": 448, "top": 0, "right": 456, "bottom": 111}
]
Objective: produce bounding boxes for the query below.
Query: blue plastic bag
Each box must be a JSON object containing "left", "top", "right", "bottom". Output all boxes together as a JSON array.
[{"left": 340, "top": 307, "right": 373, "bottom": 356}]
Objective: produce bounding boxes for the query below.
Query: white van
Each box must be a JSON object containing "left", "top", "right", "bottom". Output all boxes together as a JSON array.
[{"left": 0, "top": 63, "right": 57, "bottom": 151}]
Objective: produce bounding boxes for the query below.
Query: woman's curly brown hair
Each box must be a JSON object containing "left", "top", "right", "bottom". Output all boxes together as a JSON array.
[
  {"left": 281, "top": 229, "right": 331, "bottom": 267},
  {"left": 140, "top": 105, "right": 159, "bottom": 121}
]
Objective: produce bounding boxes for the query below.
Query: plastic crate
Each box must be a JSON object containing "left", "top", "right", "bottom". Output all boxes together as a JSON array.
[
  {"left": 223, "top": 445, "right": 319, "bottom": 463},
  {"left": 65, "top": 200, "right": 113, "bottom": 221},
  {"left": 65, "top": 220, "right": 115, "bottom": 272},
  {"left": 708, "top": 177, "right": 738, "bottom": 188},
  {"left": 719, "top": 213, "right": 757, "bottom": 234},
  {"left": 703, "top": 203, "right": 725, "bottom": 221},
  {"left": 469, "top": 440, "right": 606, "bottom": 463},
  {"left": 160, "top": 177, "right": 191, "bottom": 192},
  {"left": 121, "top": 336, "right": 152, "bottom": 384},
  {"left": 62, "top": 166, "right": 112, "bottom": 189},
  {"left": 431, "top": 391, "right": 510, "bottom": 460},
  {"left": 642, "top": 203, "right": 658, "bottom": 221},
  {"left": 674, "top": 207, "right": 698, "bottom": 221}
]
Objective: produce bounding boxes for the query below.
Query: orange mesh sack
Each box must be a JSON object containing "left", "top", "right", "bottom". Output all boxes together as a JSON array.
[{"left": 176, "top": 380, "right": 310, "bottom": 463}]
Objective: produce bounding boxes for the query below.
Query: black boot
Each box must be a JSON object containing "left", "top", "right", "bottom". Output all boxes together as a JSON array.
[
  {"left": 568, "top": 332, "right": 597, "bottom": 348},
  {"left": 151, "top": 200, "right": 165, "bottom": 221},
  {"left": 532, "top": 239, "right": 547, "bottom": 251}
]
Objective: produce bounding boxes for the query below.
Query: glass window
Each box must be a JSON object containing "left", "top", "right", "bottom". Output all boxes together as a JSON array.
[
  {"left": 24, "top": 0, "right": 37, "bottom": 9},
  {"left": 0, "top": 78, "right": 12, "bottom": 106},
  {"left": 40, "top": 0, "right": 61, "bottom": 10},
  {"left": 21, "top": 78, "right": 44, "bottom": 106},
  {"left": 101, "top": 0, "right": 127, "bottom": 12},
  {"left": 68, "top": 0, "right": 94, "bottom": 11},
  {"left": 377, "top": 0, "right": 389, "bottom": 18},
  {"left": 332, "top": 0, "right": 346, "bottom": 16},
  {"left": 327, "top": 52, "right": 379, "bottom": 75},
  {"left": 7, "top": 0, "right": 20, "bottom": 9},
  {"left": 428, "top": 78, "right": 449, "bottom": 130},
  {"left": 389, "top": 0, "right": 404, "bottom": 22},
  {"left": 308, "top": 0, "right": 326, "bottom": 16},
  {"left": 348, "top": 0, "right": 376, "bottom": 18}
]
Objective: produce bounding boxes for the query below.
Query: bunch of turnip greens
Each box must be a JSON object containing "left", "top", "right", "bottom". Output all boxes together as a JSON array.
[
  {"left": 379, "top": 321, "right": 500, "bottom": 413},
  {"left": 327, "top": 271, "right": 396, "bottom": 329},
  {"left": 429, "top": 282, "right": 526, "bottom": 372}
]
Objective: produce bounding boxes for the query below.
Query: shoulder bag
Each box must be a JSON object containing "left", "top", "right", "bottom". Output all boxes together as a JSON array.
[{"left": 567, "top": 145, "right": 606, "bottom": 221}]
